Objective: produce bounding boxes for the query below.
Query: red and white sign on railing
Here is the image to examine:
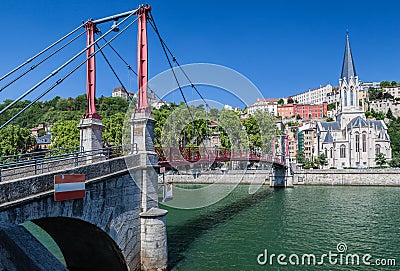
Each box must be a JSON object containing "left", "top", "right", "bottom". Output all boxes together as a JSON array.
[{"left": 54, "top": 174, "right": 86, "bottom": 201}]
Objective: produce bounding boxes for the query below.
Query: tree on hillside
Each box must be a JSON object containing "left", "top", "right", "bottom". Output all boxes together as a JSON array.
[
  {"left": 0, "top": 125, "right": 36, "bottom": 156},
  {"left": 253, "top": 110, "right": 276, "bottom": 153},
  {"left": 50, "top": 120, "right": 80, "bottom": 151},
  {"left": 380, "top": 81, "right": 391, "bottom": 87},
  {"left": 391, "top": 80, "right": 398, "bottom": 86},
  {"left": 278, "top": 99, "right": 284, "bottom": 106},
  {"left": 387, "top": 108, "right": 394, "bottom": 120},
  {"left": 74, "top": 94, "right": 87, "bottom": 111},
  {"left": 383, "top": 92, "right": 394, "bottom": 100},
  {"left": 387, "top": 118, "right": 400, "bottom": 159},
  {"left": 102, "top": 113, "right": 125, "bottom": 147},
  {"left": 99, "top": 97, "right": 129, "bottom": 117},
  {"left": 368, "top": 87, "right": 383, "bottom": 101},
  {"left": 327, "top": 102, "right": 336, "bottom": 111},
  {"left": 219, "top": 109, "right": 248, "bottom": 150}
]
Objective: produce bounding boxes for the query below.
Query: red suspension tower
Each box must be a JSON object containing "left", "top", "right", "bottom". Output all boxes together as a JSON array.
[
  {"left": 83, "top": 21, "right": 101, "bottom": 120},
  {"left": 82, "top": 5, "right": 151, "bottom": 120},
  {"left": 136, "top": 5, "right": 151, "bottom": 112}
]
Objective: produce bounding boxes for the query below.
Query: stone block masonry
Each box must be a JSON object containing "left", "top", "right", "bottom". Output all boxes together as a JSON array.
[{"left": 294, "top": 168, "right": 400, "bottom": 186}]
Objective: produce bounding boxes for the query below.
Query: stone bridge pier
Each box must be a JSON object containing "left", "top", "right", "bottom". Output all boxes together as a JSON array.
[{"left": 269, "top": 158, "right": 294, "bottom": 188}]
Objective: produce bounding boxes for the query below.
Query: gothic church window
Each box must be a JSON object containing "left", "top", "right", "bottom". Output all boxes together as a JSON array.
[
  {"left": 362, "top": 133, "right": 367, "bottom": 152},
  {"left": 350, "top": 86, "right": 354, "bottom": 106},
  {"left": 375, "top": 144, "right": 381, "bottom": 154},
  {"left": 340, "top": 144, "right": 346, "bottom": 158},
  {"left": 355, "top": 132, "right": 360, "bottom": 152}
]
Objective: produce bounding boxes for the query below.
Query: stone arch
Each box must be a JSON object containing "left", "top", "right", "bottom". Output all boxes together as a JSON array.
[{"left": 32, "top": 217, "right": 128, "bottom": 271}]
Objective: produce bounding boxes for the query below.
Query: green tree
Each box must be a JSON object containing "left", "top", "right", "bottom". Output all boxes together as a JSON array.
[
  {"left": 389, "top": 158, "right": 400, "bottom": 168},
  {"left": 252, "top": 110, "right": 276, "bottom": 153},
  {"left": 368, "top": 87, "right": 383, "bottom": 100},
  {"left": 383, "top": 92, "right": 394, "bottom": 100},
  {"left": 375, "top": 112, "right": 386, "bottom": 120},
  {"left": 375, "top": 152, "right": 387, "bottom": 167},
  {"left": 55, "top": 98, "right": 69, "bottom": 111},
  {"left": 0, "top": 125, "right": 36, "bottom": 156},
  {"left": 387, "top": 118, "right": 400, "bottom": 158},
  {"left": 296, "top": 151, "right": 307, "bottom": 165},
  {"left": 102, "top": 113, "right": 125, "bottom": 147},
  {"left": 50, "top": 120, "right": 80, "bottom": 151},
  {"left": 391, "top": 80, "right": 398, "bottom": 86},
  {"left": 380, "top": 81, "right": 391, "bottom": 87},
  {"left": 316, "top": 153, "right": 328, "bottom": 168},
  {"left": 99, "top": 97, "right": 129, "bottom": 117},
  {"left": 278, "top": 98, "right": 284, "bottom": 105},
  {"left": 219, "top": 109, "right": 248, "bottom": 149},
  {"left": 75, "top": 94, "right": 88, "bottom": 111},
  {"left": 327, "top": 102, "right": 337, "bottom": 111},
  {"left": 386, "top": 108, "right": 394, "bottom": 120}
]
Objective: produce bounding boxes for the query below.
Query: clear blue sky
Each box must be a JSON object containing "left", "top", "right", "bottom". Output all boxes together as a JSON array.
[{"left": 0, "top": 0, "right": 400, "bottom": 107}]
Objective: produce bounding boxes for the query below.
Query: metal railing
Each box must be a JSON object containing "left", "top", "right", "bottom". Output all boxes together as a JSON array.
[
  {"left": 0, "top": 145, "right": 127, "bottom": 182},
  {"left": 155, "top": 147, "right": 284, "bottom": 165}
]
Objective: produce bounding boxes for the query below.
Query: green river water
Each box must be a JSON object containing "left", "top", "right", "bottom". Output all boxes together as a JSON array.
[
  {"left": 23, "top": 185, "right": 400, "bottom": 271},
  {"left": 162, "top": 185, "right": 400, "bottom": 271}
]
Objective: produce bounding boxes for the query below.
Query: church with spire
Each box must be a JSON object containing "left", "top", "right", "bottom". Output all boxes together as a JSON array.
[{"left": 314, "top": 33, "right": 391, "bottom": 168}]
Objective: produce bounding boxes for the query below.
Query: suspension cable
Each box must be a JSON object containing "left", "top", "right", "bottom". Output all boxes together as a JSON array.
[
  {"left": 148, "top": 12, "right": 210, "bottom": 110},
  {"left": 99, "top": 35, "right": 170, "bottom": 107},
  {"left": 0, "top": 30, "right": 86, "bottom": 94},
  {"left": 0, "top": 17, "right": 139, "bottom": 129},
  {"left": 149, "top": 13, "right": 208, "bottom": 149},
  {"left": 94, "top": 41, "right": 130, "bottom": 99},
  {"left": 0, "top": 12, "right": 136, "bottom": 116},
  {"left": 0, "top": 23, "right": 84, "bottom": 82}
]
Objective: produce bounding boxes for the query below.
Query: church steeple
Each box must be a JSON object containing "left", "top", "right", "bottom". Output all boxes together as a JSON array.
[
  {"left": 341, "top": 32, "right": 357, "bottom": 82},
  {"left": 337, "top": 32, "right": 364, "bottom": 128}
]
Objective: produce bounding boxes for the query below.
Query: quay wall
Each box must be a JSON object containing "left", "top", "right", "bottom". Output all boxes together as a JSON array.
[
  {"left": 162, "top": 170, "right": 271, "bottom": 184},
  {"left": 294, "top": 168, "right": 400, "bottom": 186}
]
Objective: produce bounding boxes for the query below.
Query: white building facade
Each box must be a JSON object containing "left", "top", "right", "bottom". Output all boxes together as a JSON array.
[
  {"left": 247, "top": 98, "right": 278, "bottom": 116},
  {"left": 314, "top": 34, "right": 391, "bottom": 168},
  {"left": 291, "top": 84, "right": 333, "bottom": 105}
]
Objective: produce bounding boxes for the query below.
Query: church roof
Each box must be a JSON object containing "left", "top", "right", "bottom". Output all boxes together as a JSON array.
[
  {"left": 319, "top": 121, "right": 340, "bottom": 131},
  {"left": 341, "top": 33, "right": 357, "bottom": 82},
  {"left": 369, "top": 120, "right": 385, "bottom": 130},
  {"left": 323, "top": 130, "right": 334, "bottom": 143},
  {"left": 347, "top": 116, "right": 368, "bottom": 128}
]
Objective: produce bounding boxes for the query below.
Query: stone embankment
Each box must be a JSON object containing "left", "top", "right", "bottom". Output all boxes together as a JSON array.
[
  {"left": 294, "top": 168, "right": 400, "bottom": 186},
  {"left": 161, "top": 170, "right": 272, "bottom": 185}
]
